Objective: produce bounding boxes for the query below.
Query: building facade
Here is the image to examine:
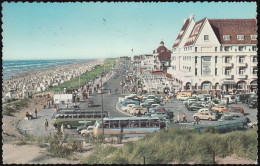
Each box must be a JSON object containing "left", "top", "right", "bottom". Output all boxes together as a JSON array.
[
  {"left": 153, "top": 41, "right": 171, "bottom": 72},
  {"left": 168, "top": 14, "right": 257, "bottom": 93}
]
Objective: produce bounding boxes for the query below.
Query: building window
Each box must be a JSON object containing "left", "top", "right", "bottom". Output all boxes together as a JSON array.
[
  {"left": 220, "top": 46, "right": 223, "bottom": 52},
  {"left": 215, "top": 47, "right": 217, "bottom": 52},
  {"left": 238, "top": 46, "right": 244, "bottom": 51},
  {"left": 195, "top": 47, "right": 197, "bottom": 52},
  {"left": 204, "top": 35, "right": 209, "bottom": 41},
  {"left": 239, "top": 68, "right": 244, "bottom": 75},
  {"left": 215, "top": 56, "right": 217, "bottom": 63},
  {"left": 239, "top": 56, "right": 245, "bottom": 63},
  {"left": 237, "top": 35, "right": 245, "bottom": 40},
  {"left": 252, "top": 46, "right": 257, "bottom": 51},
  {"left": 195, "top": 68, "right": 197, "bottom": 75},
  {"left": 253, "top": 56, "right": 257, "bottom": 63},
  {"left": 223, "top": 35, "right": 230, "bottom": 41},
  {"left": 224, "top": 46, "right": 230, "bottom": 52},
  {"left": 215, "top": 68, "right": 217, "bottom": 75},
  {"left": 195, "top": 56, "right": 197, "bottom": 64},
  {"left": 251, "top": 35, "right": 257, "bottom": 40},
  {"left": 253, "top": 67, "right": 258, "bottom": 74},
  {"left": 225, "top": 68, "right": 231, "bottom": 75},
  {"left": 225, "top": 57, "right": 231, "bottom": 63}
]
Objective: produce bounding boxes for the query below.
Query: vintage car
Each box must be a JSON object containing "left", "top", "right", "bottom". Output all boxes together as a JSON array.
[
  {"left": 211, "top": 105, "right": 229, "bottom": 113},
  {"left": 187, "top": 103, "right": 207, "bottom": 111},
  {"left": 193, "top": 111, "right": 217, "bottom": 121}
]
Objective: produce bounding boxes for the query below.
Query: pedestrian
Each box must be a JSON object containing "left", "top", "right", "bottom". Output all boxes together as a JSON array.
[
  {"left": 35, "top": 109, "right": 37, "bottom": 118},
  {"left": 226, "top": 97, "right": 229, "bottom": 105},
  {"left": 29, "top": 112, "right": 33, "bottom": 119},
  {"left": 61, "top": 124, "right": 64, "bottom": 137},
  {"left": 196, "top": 117, "right": 200, "bottom": 125},
  {"left": 177, "top": 113, "right": 180, "bottom": 123},
  {"left": 54, "top": 105, "right": 57, "bottom": 111},
  {"left": 53, "top": 121, "right": 58, "bottom": 130},
  {"left": 66, "top": 103, "right": 68, "bottom": 108},
  {"left": 182, "top": 114, "right": 186, "bottom": 122},
  {"left": 166, "top": 96, "right": 169, "bottom": 103},
  {"left": 44, "top": 119, "right": 49, "bottom": 131}
]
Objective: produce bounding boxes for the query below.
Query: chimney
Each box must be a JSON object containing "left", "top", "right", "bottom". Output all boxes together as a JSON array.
[
  {"left": 189, "top": 14, "right": 194, "bottom": 21},
  {"left": 184, "top": 18, "right": 187, "bottom": 23}
]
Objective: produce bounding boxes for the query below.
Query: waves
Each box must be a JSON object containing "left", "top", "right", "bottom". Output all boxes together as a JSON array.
[{"left": 2, "top": 59, "right": 92, "bottom": 80}]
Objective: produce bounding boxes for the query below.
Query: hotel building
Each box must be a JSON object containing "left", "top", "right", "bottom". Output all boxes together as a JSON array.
[{"left": 168, "top": 14, "right": 258, "bottom": 93}]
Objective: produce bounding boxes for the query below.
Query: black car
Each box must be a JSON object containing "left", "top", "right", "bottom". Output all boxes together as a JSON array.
[
  {"left": 248, "top": 99, "right": 258, "bottom": 109},
  {"left": 187, "top": 103, "right": 205, "bottom": 111},
  {"left": 238, "top": 94, "right": 251, "bottom": 103}
]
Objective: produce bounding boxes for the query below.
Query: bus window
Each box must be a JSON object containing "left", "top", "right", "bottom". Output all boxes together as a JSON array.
[
  {"left": 64, "top": 115, "right": 69, "bottom": 119},
  {"left": 73, "top": 115, "right": 78, "bottom": 119},
  {"left": 58, "top": 115, "right": 64, "bottom": 119},
  {"left": 140, "top": 120, "right": 149, "bottom": 128},
  {"left": 104, "top": 120, "right": 110, "bottom": 128},
  {"left": 119, "top": 120, "right": 129, "bottom": 128},
  {"left": 110, "top": 120, "right": 119, "bottom": 128},
  {"left": 151, "top": 119, "right": 159, "bottom": 127},
  {"left": 97, "top": 114, "right": 102, "bottom": 118},
  {"left": 130, "top": 120, "right": 139, "bottom": 128},
  {"left": 78, "top": 114, "right": 86, "bottom": 118}
]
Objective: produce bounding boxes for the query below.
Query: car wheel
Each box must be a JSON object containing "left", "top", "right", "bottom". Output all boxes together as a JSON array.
[
  {"left": 66, "top": 124, "right": 72, "bottom": 129},
  {"left": 208, "top": 118, "right": 212, "bottom": 121},
  {"left": 82, "top": 133, "right": 86, "bottom": 137},
  {"left": 194, "top": 116, "right": 198, "bottom": 120}
]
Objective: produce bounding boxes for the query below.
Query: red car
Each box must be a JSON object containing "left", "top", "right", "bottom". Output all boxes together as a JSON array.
[
  {"left": 229, "top": 106, "right": 244, "bottom": 114},
  {"left": 155, "top": 106, "right": 167, "bottom": 112}
]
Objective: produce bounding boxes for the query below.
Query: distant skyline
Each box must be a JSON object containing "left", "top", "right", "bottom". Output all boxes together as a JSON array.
[{"left": 2, "top": 2, "right": 257, "bottom": 60}]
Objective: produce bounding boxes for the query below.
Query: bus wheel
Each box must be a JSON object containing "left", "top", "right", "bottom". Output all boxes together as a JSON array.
[{"left": 66, "top": 124, "right": 72, "bottom": 129}]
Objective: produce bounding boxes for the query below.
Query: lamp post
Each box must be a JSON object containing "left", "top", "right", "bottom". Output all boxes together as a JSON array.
[{"left": 100, "top": 73, "right": 104, "bottom": 136}]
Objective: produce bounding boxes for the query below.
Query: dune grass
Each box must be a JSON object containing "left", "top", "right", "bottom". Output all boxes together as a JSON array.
[
  {"left": 48, "top": 58, "right": 116, "bottom": 92},
  {"left": 80, "top": 127, "right": 258, "bottom": 164}
]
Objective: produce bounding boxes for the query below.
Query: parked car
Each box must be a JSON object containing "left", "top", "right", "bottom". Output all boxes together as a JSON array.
[
  {"left": 219, "top": 113, "right": 248, "bottom": 124},
  {"left": 183, "top": 98, "right": 197, "bottom": 106},
  {"left": 149, "top": 104, "right": 162, "bottom": 109},
  {"left": 81, "top": 126, "right": 95, "bottom": 136},
  {"left": 228, "top": 106, "right": 244, "bottom": 114},
  {"left": 222, "top": 95, "right": 237, "bottom": 104},
  {"left": 247, "top": 93, "right": 258, "bottom": 104},
  {"left": 193, "top": 111, "right": 217, "bottom": 121},
  {"left": 247, "top": 122, "right": 257, "bottom": 128},
  {"left": 130, "top": 107, "right": 148, "bottom": 115},
  {"left": 187, "top": 103, "right": 206, "bottom": 111},
  {"left": 211, "top": 105, "right": 229, "bottom": 113},
  {"left": 77, "top": 121, "right": 96, "bottom": 134},
  {"left": 150, "top": 111, "right": 168, "bottom": 119},
  {"left": 121, "top": 104, "right": 136, "bottom": 112},
  {"left": 248, "top": 99, "right": 258, "bottom": 108},
  {"left": 237, "top": 94, "right": 251, "bottom": 103},
  {"left": 178, "top": 94, "right": 190, "bottom": 101}
]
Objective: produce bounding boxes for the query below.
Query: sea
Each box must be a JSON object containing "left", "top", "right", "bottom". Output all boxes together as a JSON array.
[{"left": 2, "top": 59, "right": 93, "bottom": 80}]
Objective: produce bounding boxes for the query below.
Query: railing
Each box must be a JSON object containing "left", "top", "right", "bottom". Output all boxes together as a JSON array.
[
  {"left": 237, "top": 63, "right": 248, "bottom": 68},
  {"left": 237, "top": 75, "right": 248, "bottom": 79},
  {"left": 223, "top": 75, "right": 234, "bottom": 79},
  {"left": 223, "top": 63, "right": 233, "bottom": 68}
]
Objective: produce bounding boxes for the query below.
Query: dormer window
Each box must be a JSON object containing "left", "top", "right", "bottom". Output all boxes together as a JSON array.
[
  {"left": 223, "top": 35, "right": 230, "bottom": 41},
  {"left": 237, "top": 35, "right": 244, "bottom": 40},
  {"left": 251, "top": 35, "right": 257, "bottom": 40},
  {"left": 204, "top": 35, "right": 209, "bottom": 41}
]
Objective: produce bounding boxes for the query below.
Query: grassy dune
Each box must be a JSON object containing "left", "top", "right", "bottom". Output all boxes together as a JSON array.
[
  {"left": 80, "top": 127, "right": 258, "bottom": 164},
  {"left": 48, "top": 58, "right": 116, "bottom": 92}
]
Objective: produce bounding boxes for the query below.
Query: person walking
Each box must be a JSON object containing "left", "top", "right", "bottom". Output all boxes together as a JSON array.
[
  {"left": 44, "top": 119, "right": 49, "bottom": 131},
  {"left": 177, "top": 113, "right": 180, "bottom": 123},
  {"left": 54, "top": 105, "right": 57, "bottom": 111},
  {"left": 61, "top": 124, "right": 64, "bottom": 138},
  {"left": 35, "top": 109, "right": 37, "bottom": 118},
  {"left": 226, "top": 97, "right": 229, "bottom": 105},
  {"left": 53, "top": 121, "right": 58, "bottom": 130},
  {"left": 182, "top": 114, "right": 186, "bottom": 123}
]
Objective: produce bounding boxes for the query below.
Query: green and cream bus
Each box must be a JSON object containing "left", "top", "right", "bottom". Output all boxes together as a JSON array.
[
  {"left": 88, "top": 116, "right": 167, "bottom": 138},
  {"left": 51, "top": 110, "right": 109, "bottom": 129}
]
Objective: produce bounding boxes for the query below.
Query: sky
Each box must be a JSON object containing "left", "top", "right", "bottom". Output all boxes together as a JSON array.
[{"left": 2, "top": 2, "right": 257, "bottom": 60}]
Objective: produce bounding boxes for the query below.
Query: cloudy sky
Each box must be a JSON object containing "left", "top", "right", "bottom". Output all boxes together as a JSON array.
[{"left": 2, "top": 2, "right": 256, "bottom": 60}]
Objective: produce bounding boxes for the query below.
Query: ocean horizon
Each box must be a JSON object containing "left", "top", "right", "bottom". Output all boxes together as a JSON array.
[{"left": 2, "top": 59, "right": 94, "bottom": 80}]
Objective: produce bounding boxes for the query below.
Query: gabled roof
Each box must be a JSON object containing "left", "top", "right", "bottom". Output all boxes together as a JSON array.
[
  {"left": 184, "top": 18, "right": 207, "bottom": 46},
  {"left": 208, "top": 19, "right": 257, "bottom": 45},
  {"left": 173, "top": 19, "right": 190, "bottom": 48},
  {"left": 156, "top": 44, "right": 171, "bottom": 61}
]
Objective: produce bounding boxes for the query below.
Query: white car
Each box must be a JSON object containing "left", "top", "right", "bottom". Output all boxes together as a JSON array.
[
  {"left": 121, "top": 104, "right": 136, "bottom": 112},
  {"left": 178, "top": 94, "right": 189, "bottom": 101},
  {"left": 81, "top": 126, "right": 94, "bottom": 136}
]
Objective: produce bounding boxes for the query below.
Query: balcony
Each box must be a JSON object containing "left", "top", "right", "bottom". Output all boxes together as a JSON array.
[
  {"left": 237, "top": 75, "right": 248, "bottom": 79},
  {"left": 223, "top": 63, "right": 233, "bottom": 68},
  {"left": 237, "top": 63, "right": 248, "bottom": 68},
  {"left": 223, "top": 75, "right": 234, "bottom": 80}
]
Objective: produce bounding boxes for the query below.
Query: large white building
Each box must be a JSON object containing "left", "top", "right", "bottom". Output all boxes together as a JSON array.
[{"left": 168, "top": 14, "right": 258, "bottom": 93}]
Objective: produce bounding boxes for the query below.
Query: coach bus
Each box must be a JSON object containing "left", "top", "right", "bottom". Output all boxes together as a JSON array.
[
  {"left": 89, "top": 116, "right": 167, "bottom": 138},
  {"left": 51, "top": 110, "right": 109, "bottom": 129}
]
